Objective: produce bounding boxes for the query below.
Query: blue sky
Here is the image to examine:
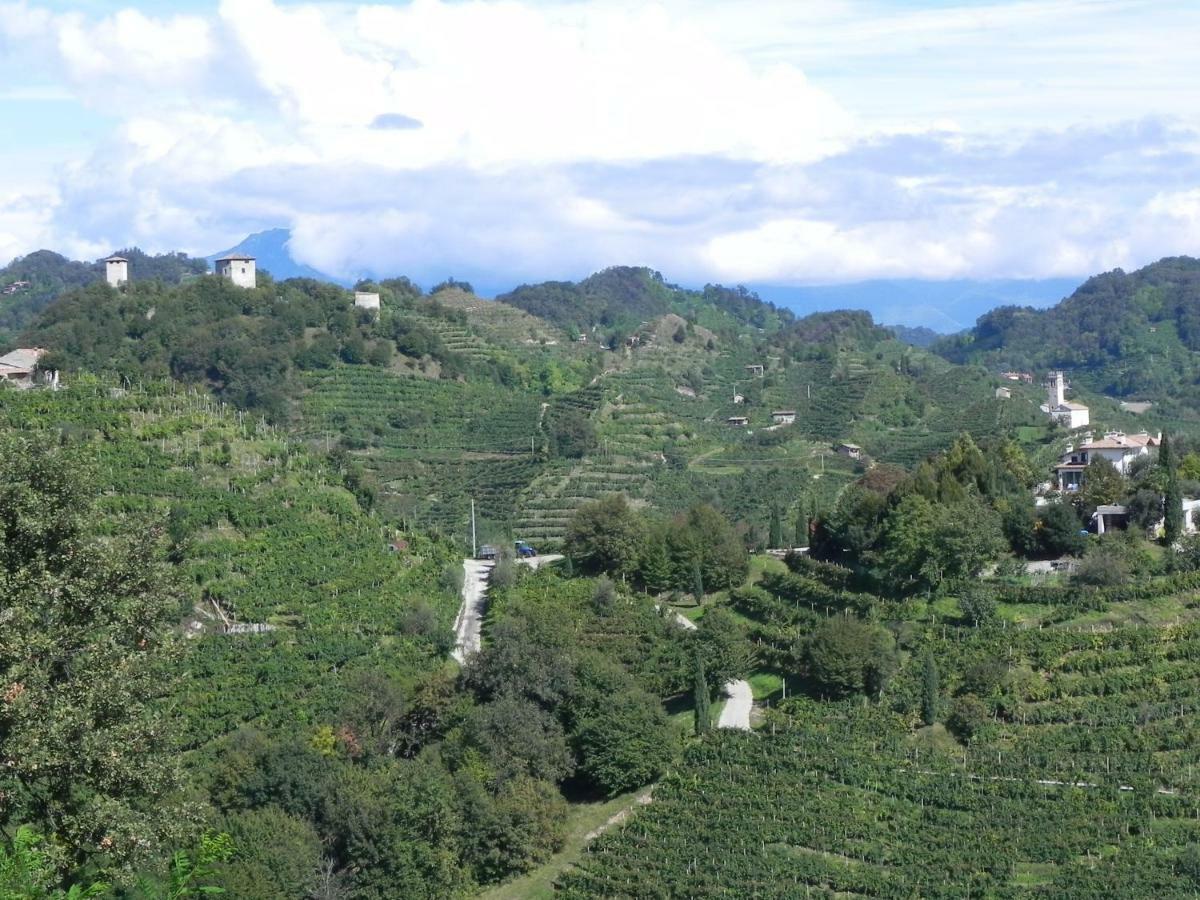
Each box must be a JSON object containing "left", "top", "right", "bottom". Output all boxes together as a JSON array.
[{"left": 1, "top": 0, "right": 1198, "bottom": 289}]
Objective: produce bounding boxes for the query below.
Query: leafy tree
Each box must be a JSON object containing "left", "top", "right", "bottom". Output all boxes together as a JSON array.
[
  {"left": 0, "top": 827, "right": 108, "bottom": 899},
  {"left": 1077, "top": 456, "right": 1124, "bottom": 516},
  {"left": 454, "top": 773, "right": 565, "bottom": 884},
  {"left": 1038, "top": 503, "right": 1085, "bottom": 556},
  {"left": 946, "top": 695, "right": 988, "bottom": 742},
  {"left": 570, "top": 675, "right": 675, "bottom": 794},
  {"left": 672, "top": 505, "right": 749, "bottom": 592},
  {"left": 805, "top": 616, "right": 896, "bottom": 699},
  {"left": 921, "top": 650, "right": 939, "bottom": 726},
  {"left": 566, "top": 495, "right": 646, "bottom": 577},
  {"left": 548, "top": 407, "right": 597, "bottom": 459},
  {"left": 463, "top": 694, "right": 575, "bottom": 786},
  {"left": 695, "top": 608, "right": 753, "bottom": 692},
  {"left": 1128, "top": 488, "right": 1163, "bottom": 531},
  {"left": 0, "top": 438, "right": 188, "bottom": 873},
  {"left": 958, "top": 585, "right": 998, "bottom": 628}
]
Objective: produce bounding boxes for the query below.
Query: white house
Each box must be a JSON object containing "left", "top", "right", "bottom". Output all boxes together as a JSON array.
[
  {"left": 727, "top": 415, "right": 749, "bottom": 427},
  {"left": 837, "top": 443, "right": 863, "bottom": 459},
  {"left": 104, "top": 255, "right": 128, "bottom": 287},
  {"left": 354, "top": 291, "right": 381, "bottom": 316},
  {"left": 745, "top": 364, "right": 764, "bottom": 377},
  {"left": 771, "top": 410, "right": 796, "bottom": 425},
  {"left": 995, "top": 386, "right": 1012, "bottom": 399},
  {"left": 214, "top": 253, "right": 256, "bottom": 289},
  {"left": 1042, "top": 370, "right": 1090, "bottom": 428},
  {"left": 1054, "top": 431, "right": 1160, "bottom": 491}
]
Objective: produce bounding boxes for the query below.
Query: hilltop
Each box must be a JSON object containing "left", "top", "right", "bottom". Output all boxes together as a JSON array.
[
  {"left": 0, "top": 247, "right": 207, "bottom": 344},
  {"left": 935, "top": 256, "right": 1200, "bottom": 421},
  {"left": 15, "top": 263, "right": 1062, "bottom": 551}
]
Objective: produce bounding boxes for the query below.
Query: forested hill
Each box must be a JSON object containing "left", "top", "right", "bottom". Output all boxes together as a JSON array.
[
  {"left": 498, "top": 266, "right": 797, "bottom": 340},
  {"left": 934, "top": 256, "right": 1200, "bottom": 415},
  {"left": 0, "top": 247, "right": 207, "bottom": 344}
]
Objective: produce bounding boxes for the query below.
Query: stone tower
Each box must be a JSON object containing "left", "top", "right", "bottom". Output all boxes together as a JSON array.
[
  {"left": 104, "top": 255, "right": 129, "bottom": 287},
  {"left": 1047, "top": 371, "right": 1066, "bottom": 408},
  {"left": 214, "top": 253, "right": 256, "bottom": 289}
]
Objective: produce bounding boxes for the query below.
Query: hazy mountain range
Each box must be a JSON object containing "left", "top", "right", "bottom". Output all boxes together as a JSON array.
[{"left": 204, "top": 229, "right": 1082, "bottom": 332}]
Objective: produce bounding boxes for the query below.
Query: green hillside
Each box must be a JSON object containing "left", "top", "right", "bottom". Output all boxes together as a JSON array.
[
  {"left": 14, "top": 264, "right": 1071, "bottom": 550},
  {"left": 936, "top": 256, "right": 1200, "bottom": 422}
]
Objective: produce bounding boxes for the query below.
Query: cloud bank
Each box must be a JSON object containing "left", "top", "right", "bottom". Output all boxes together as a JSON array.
[{"left": 0, "top": 0, "right": 1198, "bottom": 288}]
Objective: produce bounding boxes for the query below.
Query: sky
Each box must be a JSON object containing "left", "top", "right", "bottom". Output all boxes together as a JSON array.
[{"left": 1, "top": 0, "right": 1198, "bottom": 290}]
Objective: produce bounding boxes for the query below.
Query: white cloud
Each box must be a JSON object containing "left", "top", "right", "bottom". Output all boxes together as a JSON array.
[{"left": 1, "top": 0, "right": 1199, "bottom": 289}]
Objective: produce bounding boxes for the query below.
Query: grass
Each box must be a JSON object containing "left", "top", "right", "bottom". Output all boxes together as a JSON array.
[
  {"left": 748, "top": 672, "right": 783, "bottom": 700},
  {"left": 478, "top": 788, "right": 649, "bottom": 900}
]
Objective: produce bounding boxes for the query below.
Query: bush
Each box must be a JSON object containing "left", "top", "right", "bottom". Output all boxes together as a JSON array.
[{"left": 946, "top": 695, "right": 989, "bottom": 742}]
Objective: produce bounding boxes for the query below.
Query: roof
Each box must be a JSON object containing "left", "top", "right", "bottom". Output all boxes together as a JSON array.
[
  {"left": 772, "top": 410, "right": 796, "bottom": 416},
  {"left": 839, "top": 442, "right": 861, "bottom": 450},
  {"left": 1078, "top": 435, "right": 1156, "bottom": 451},
  {"left": 1093, "top": 505, "right": 1129, "bottom": 516},
  {"left": 104, "top": 255, "right": 128, "bottom": 263},
  {"left": 1052, "top": 402, "right": 1089, "bottom": 411},
  {"left": 0, "top": 348, "right": 46, "bottom": 371},
  {"left": 215, "top": 253, "right": 255, "bottom": 262}
]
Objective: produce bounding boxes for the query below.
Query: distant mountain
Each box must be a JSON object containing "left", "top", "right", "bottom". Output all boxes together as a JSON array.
[
  {"left": 206, "top": 228, "right": 343, "bottom": 284},
  {"left": 749, "top": 277, "right": 1082, "bottom": 332},
  {"left": 934, "top": 256, "right": 1200, "bottom": 417}
]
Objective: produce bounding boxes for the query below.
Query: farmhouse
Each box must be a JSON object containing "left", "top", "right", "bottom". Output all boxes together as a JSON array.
[
  {"left": 214, "top": 253, "right": 256, "bottom": 289},
  {"left": 836, "top": 442, "right": 862, "bottom": 459},
  {"left": 745, "top": 364, "right": 764, "bottom": 377},
  {"left": 995, "top": 386, "right": 1011, "bottom": 399},
  {"left": 727, "top": 416, "right": 749, "bottom": 427},
  {"left": 771, "top": 410, "right": 796, "bottom": 425},
  {"left": 1054, "top": 430, "right": 1160, "bottom": 491},
  {"left": 1001, "top": 371, "right": 1034, "bottom": 383},
  {"left": 0, "top": 347, "right": 50, "bottom": 389},
  {"left": 1042, "top": 370, "right": 1090, "bottom": 428}
]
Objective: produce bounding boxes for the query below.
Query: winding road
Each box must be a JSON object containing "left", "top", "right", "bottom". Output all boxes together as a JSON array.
[
  {"left": 451, "top": 554, "right": 563, "bottom": 663},
  {"left": 659, "top": 605, "right": 753, "bottom": 730}
]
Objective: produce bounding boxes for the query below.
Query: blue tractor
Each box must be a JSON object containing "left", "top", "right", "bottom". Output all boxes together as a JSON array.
[{"left": 514, "top": 540, "right": 537, "bottom": 558}]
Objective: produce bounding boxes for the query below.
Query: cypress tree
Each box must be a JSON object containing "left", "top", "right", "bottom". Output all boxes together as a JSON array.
[
  {"left": 921, "top": 649, "right": 939, "bottom": 726},
  {"left": 769, "top": 505, "right": 783, "bottom": 549},
  {"left": 693, "top": 650, "right": 711, "bottom": 735},
  {"left": 692, "top": 560, "right": 705, "bottom": 602},
  {"left": 1163, "top": 434, "right": 1183, "bottom": 544},
  {"left": 794, "top": 504, "right": 806, "bottom": 547}
]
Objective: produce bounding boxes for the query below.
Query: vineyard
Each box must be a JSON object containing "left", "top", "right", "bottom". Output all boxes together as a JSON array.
[
  {"left": 0, "top": 376, "right": 461, "bottom": 747},
  {"left": 559, "top": 617, "right": 1200, "bottom": 898}
]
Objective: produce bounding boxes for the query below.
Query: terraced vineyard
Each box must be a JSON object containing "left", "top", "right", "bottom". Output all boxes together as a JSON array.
[{"left": 560, "top": 620, "right": 1200, "bottom": 898}]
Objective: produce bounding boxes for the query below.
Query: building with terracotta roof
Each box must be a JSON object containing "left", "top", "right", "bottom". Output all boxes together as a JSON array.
[{"left": 1054, "top": 431, "right": 1160, "bottom": 491}]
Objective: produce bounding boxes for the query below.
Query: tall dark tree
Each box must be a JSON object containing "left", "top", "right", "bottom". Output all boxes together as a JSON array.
[
  {"left": 768, "top": 506, "right": 783, "bottom": 549},
  {"left": 691, "top": 560, "right": 705, "bottom": 603},
  {"left": 692, "top": 651, "right": 711, "bottom": 736},
  {"left": 0, "top": 438, "right": 188, "bottom": 875},
  {"left": 921, "top": 650, "right": 939, "bottom": 726},
  {"left": 1163, "top": 434, "right": 1184, "bottom": 544}
]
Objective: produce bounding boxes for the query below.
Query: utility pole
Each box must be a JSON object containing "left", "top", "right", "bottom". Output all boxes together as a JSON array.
[{"left": 470, "top": 498, "right": 477, "bottom": 558}]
